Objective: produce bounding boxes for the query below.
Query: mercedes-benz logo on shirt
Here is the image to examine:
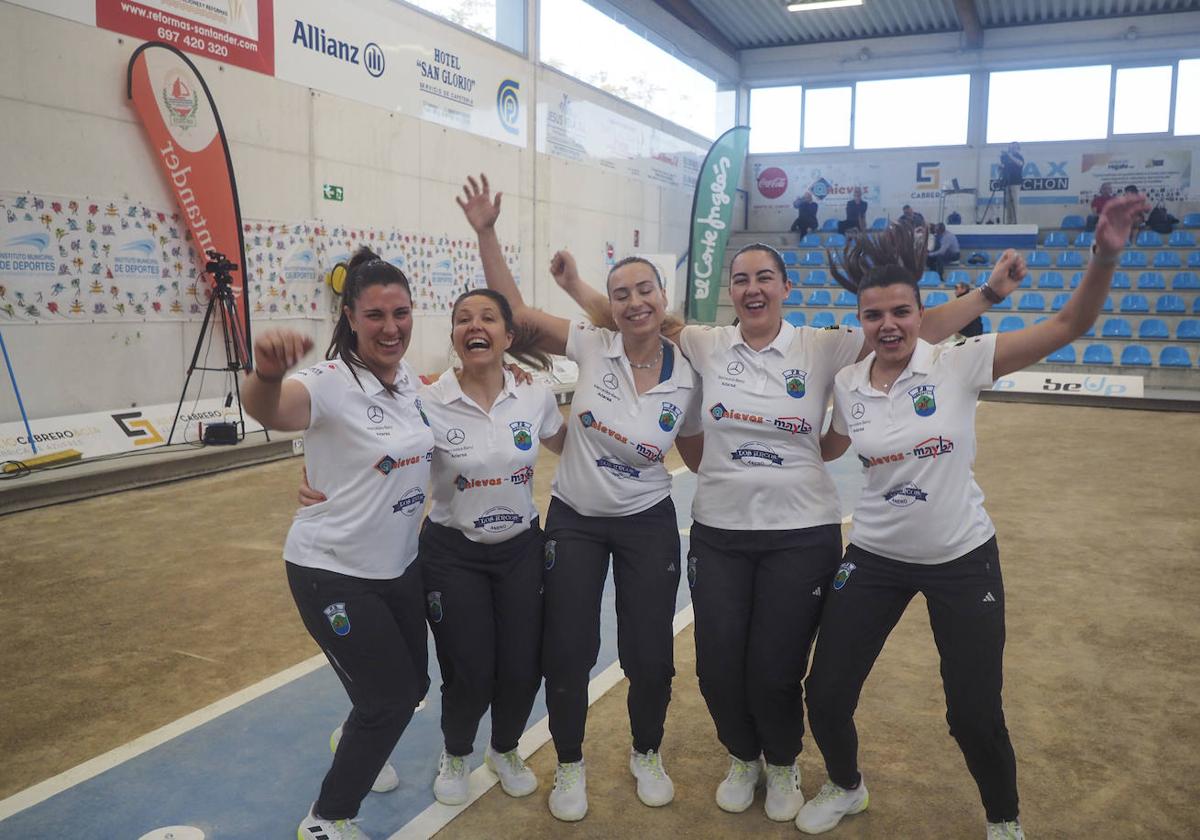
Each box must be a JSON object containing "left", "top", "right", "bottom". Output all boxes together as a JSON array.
[
  {"left": 851, "top": 402, "right": 866, "bottom": 420},
  {"left": 726, "top": 361, "right": 745, "bottom": 376},
  {"left": 367, "top": 405, "right": 384, "bottom": 424},
  {"left": 446, "top": 428, "right": 467, "bottom": 445},
  {"left": 603, "top": 373, "right": 619, "bottom": 390}
]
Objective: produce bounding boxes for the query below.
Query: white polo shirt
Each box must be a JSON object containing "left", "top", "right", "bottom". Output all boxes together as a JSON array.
[
  {"left": 421, "top": 368, "right": 563, "bottom": 544},
  {"left": 679, "top": 322, "right": 865, "bottom": 531},
  {"left": 831, "top": 335, "right": 998, "bottom": 565},
  {"left": 552, "top": 321, "right": 702, "bottom": 517},
  {"left": 283, "top": 359, "right": 433, "bottom": 579}
]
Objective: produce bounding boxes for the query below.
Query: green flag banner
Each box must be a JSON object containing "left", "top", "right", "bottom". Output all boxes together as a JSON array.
[{"left": 686, "top": 125, "right": 750, "bottom": 323}]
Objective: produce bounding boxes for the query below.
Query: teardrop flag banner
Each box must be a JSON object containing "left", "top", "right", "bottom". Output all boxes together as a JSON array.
[
  {"left": 685, "top": 125, "right": 750, "bottom": 324},
  {"left": 126, "top": 41, "right": 251, "bottom": 369}
]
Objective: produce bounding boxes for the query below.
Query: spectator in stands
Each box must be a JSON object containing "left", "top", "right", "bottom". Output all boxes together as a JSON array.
[
  {"left": 791, "top": 191, "right": 820, "bottom": 240},
  {"left": 1001, "top": 142, "right": 1024, "bottom": 224},
  {"left": 1147, "top": 202, "right": 1180, "bottom": 235},
  {"left": 954, "top": 281, "right": 984, "bottom": 337},
  {"left": 838, "top": 187, "right": 868, "bottom": 235},
  {"left": 946, "top": 210, "right": 963, "bottom": 225},
  {"left": 899, "top": 205, "right": 926, "bottom": 230},
  {"left": 1086, "top": 183, "right": 1114, "bottom": 231},
  {"left": 926, "top": 224, "right": 960, "bottom": 280},
  {"left": 1124, "top": 185, "right": 1146, "bottom": 238}
]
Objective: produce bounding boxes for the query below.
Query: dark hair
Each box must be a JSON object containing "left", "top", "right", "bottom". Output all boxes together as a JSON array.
[
  {"left": 828, "top": 223, "right": 926, "bottom": 306},
  {"left": 729, "top": 242, "right": 787, "bottom": 281},
  {"left": 326, "top": 246, "right": 412, "bottom": 395},
  {"left": 1124, "top": 184, "right": 1139, "bottom": 194},
  {"left": 606, "top": 256, "right": 663, "bottom": 292},
  {"left": 450, "top": 288, "right": 550, "bottom": 370}
]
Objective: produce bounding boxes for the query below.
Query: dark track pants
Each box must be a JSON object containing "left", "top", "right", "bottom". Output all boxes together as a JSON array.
[
  {"left": 286, "top": 560, "right": 429, "bottom": 821},
  {"left": 420, "top": 518, "right": 545, "bottom": 757},
  {"left": 689, "top": 521, "right": 842, "bottom": 766},
  {"left": 805, "top": 538, "right": 1019, "bottom": 823},
  {"left": 542, "top": 495, "right": 682, "bottom": 763}
]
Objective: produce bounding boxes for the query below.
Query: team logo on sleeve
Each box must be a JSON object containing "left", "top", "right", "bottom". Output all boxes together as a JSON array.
[
  {"left": 393, "top": 487, "right": 426, "bottom": 515},
  {"left": 832, "top": 563, "right": 856, "bottom": 591},
  {"left": 884, "top": 482, "right": 929, "bottom": 507},
  {"left": 731, "top": 441, "right": 784, "bottom": 466},
  {"left": 658, "top": 402, "right": 681, "bottom": 432},
  {"left": 510, "top": 420, "right": 533, "bottom": 450},
  {"left": 908, "top": 385, "right": 937, "bottom": 417},
  {"left": 427, "top": 591, "right": 444, "bottom": 623},
  {"left": 783, "top": 369, "right": 808, "bottom": 398},
  {"left": 323, "top": 603, "right": 351, "bottom": 636}
]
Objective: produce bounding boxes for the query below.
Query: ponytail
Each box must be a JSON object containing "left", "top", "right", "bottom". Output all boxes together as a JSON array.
[{"left": 326, "top": 246, "right": 413, "bottom": 395}]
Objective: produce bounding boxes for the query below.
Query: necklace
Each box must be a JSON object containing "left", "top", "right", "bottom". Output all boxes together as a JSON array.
[{"left": 627, "top": 342, "right": 664, "bottom": 370}]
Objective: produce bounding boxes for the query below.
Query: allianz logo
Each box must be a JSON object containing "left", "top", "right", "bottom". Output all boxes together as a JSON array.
[{"left": 291, "top": 20, "right": 385, "bottom": 78}]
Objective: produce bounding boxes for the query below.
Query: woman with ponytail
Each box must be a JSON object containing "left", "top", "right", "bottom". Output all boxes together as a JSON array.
[
  {"left": 244, "top": 248, "right": 432, "bottom": 840},
  {"left": 795, "top": 193, "right": 1149, "bottom": 839}
]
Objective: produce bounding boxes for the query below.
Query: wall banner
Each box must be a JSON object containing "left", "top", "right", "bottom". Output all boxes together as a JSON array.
[
  {"left": 98, "top": 0, "right": 274, "bottom": 75},
  {"left": 991, "top": 371, "right": 1144, "bottom": 399}
]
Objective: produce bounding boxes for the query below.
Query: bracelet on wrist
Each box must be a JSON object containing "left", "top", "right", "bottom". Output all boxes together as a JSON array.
[
  {"left": 254, "top": 369, "right": 285, "bottom": 384},
  {"left": 979, "top": 284, "right": 1004, "bottom": 305}
]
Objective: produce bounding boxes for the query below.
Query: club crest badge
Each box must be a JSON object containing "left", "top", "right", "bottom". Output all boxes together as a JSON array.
[
  {"left": 510, "top": 420, "right": 532, "bottom": 450},
  {"left": 323, "top": 602, "right": 350, "bottom": 636},
  {"left": 783, "top": 369, "right": 807, "bottom": 399},
  {"left": 544, "top": 539, "right": 557, "bottom": 571},
  {"left": 908, "top": 385, "right": 936, "bottom": 417},
  {"left": 833, "top": 562, "right": 857, "bottom": 591},
  {"left": 427, "top": 591, "right": 444, "bottom": 623},
  {"left": 415, "top": 398, "right": 430, "bottom": 427},
  {"left": 659, "top": 402, "right": 681, "bottom": 432},
  {"left": 687, "top": 555, "right": 697, "bottom": 589}
]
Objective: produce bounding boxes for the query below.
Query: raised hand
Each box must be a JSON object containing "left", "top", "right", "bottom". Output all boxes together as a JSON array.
[
  {"left": 1095, "top": 193, "right": 1151, "bottom": 257},
  {"left": 549, "top": 250, "right": 580, "bottom": 292},
  {"left": 986, "top": 249, "right": 1027, "bottom": 299},
  {"left": 253, "top": 329, "right": 313, "bottom": 380},
  {"left": 455, "top": 173, "right": 502, "bottom": 233}
]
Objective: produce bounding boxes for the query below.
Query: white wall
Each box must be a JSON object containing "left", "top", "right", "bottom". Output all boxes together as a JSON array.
[{"left": 0, "top": 1, "right": 706, "bottom": 423}]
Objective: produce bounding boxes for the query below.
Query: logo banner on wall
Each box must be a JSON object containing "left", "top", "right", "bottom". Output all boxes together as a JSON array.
[
  {"left": 98, "top": 0, "right": 274, "bottom": 75},
  {"left": 127, "top": 41, "right": 251, "bottom": 368},
  {"left": 687, "top": 126, "right": 749, "bottom": 324}
]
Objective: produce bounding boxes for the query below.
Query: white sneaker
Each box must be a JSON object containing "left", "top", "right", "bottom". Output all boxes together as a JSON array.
[
  {"left": 795, "top": 778, "right": 869, "bottom": 834},
  {"left": 548, "top": 760, "right": 588, "bottom": 821},
  {"left": 715, "top": 755, "right": 763, "bottom": 813},
  {"left": 297, "top": 803, "right": 370, "bottom": 840},
  {"left": 987, "top": 819, "right": 1026, "bottom": 839},
  {"left": 485, "top": 744, "right": 538, "bottom": 797},
  {"left": 330, "top": 726, "right": 398, "bottom": 793},
  {"left": 764, "top": 761, "right": 804, "bottom": 821},
  {"left": 433, "top": 750, "right": 471, "bottom": 806},
  {"left": 628, "top": 748, "right": 675, "bottom": 807}
]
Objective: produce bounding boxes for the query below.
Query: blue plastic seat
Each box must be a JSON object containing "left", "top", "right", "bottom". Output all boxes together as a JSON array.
[
  {"left": 840, "top": 313, "right": 861, "bottom": 327},
  {"left": 1057, "top": 251, "right": 1083, "bottom": 268},
  {"left": 798, "top": 234, "right": 822, "bottom": 248},
  {"left": 1177, "top": 319, "right": 1200, "bottom": 340},
  {"left": 1119, "top": 294, "right": 1149, "bottom": 313},
  {"left": 825, "top": 233, "right": 846, "bottom": 248},
  {"left": 871, "top": 217, "right": 888, "bottom": 230},
  {"left": 786, "top": 269, "right": 801, "bottom": 285},
  {"left": 784, "top": 289, "right": 805, "bottom": 306},
  {"left": 1154, "top": 251, "right": 1182, "bottom": 268},
  {"left": 1139, "top": 319, "right": 1169, "bottom": 339},
  {"left": 828, "top": 273, "right": 843, "bottom": 286},
  {"left": 947, "top": 270, "right": 971, "bottom": 286},
  {"left": 803, "top": 270, "right": 828, "bottom": 287},
  {"left": 1195, "top": 298, "right": 1200, "bottom": 314},
  {"left": 1026, "top": 251, "right": 1051, "bottom": 268},
  {"left": 997, "top": 316, "right": 1024, "bottom": 333},
  {"left": 1069, "top": 271, "right": 1084, "bottom": 289},
  {"left": 991, "top": 295, "right": 1012, "bottom": 310},
  {"left": 1046, "top": 345, "right": 1076, "bottom": 363},
  {"left": 1168, "top": 231, "right": 1196, "bottom": 248},
  {"left": 782, "top": 250, "right": 799, "bottom": 266},
  {"left": 811, "top": 311, "right": 835, "bottom": 328},
  {"left": 919, "top": 271, "right": 941, "bottom": 288},
  {"left": 1136, "top": 271, "right": 1165, "bottom": 290},
  {"left": 801, "top": 251, "right": 825, "bottom": 266},
  {"left": 1159, "top": 346, "right": 1192, "bottom": 367},
  {"left": 1121, "top": 251, "right": 1147, "bottom": 268},
  {"left": 1018, "top": 273, "right": 1034, "bottom": 289},
  {"left": 1061, "top": 215, "right": 1086, "bottom": 229},
  {"left": 1043, "top": 232, "right": 1068, "bottom": 248},
  {"left": 1110, "top": 272, "right": 1131, "bottom": 289},
  {"left": 1102, "top": 296, "right": 1114, "bottom": 312},
  {"left": 1172, "top": 272, "right": 1200, "bottom": 290},
  {"left": 807, "top": 289, "right": 831, "bottom": 307},
  {"left": 785, "top": 311, "right": 807, "bottom": 327},
  {"left": 925, "top": 291, "right": 949, "bottom": 307},
  {"left": 1120, "top": 345, "right": 1152, "bottom": 366},
  {"left": 1184, "top": 213, "right": 1200, "bottom": 228},
  {"left": 1074, "top": 232, "right": 1095, "bottom": 248},
  {"left": 1083, "top": 344, "right": 1113, "bottom": 364},
  {"left": 1038, "top": 271, "right": 1064, "bottom": 289},
  {"left": 979, "top": 316, "right": 992, "bottom": 333},
  {"left": 1101, "top": 318, "right": 1132, "bottom": 338},
  {"left": 1156, "top": 294, "right": 1186, "bottom": 314},
  {"left": 834, "top": 290, "right": 857, "bottom": 307},
  {"left": 1018, "top": 293, "right": 1045, "bottom": 311},
  {"left": 1051, "top": 293, "right": 1071, "bottom": 311},
  {"left": 1136, "top": 230, "right": 1163, "bottom": 247},
  {"left": 1190, "top": 252, "right": 1200, "bottom": 268},
  {"left": 821, "top": 218, "right": 839, "bottom": 232}
]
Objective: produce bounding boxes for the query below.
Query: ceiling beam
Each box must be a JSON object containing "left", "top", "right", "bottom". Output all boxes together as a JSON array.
[
  {"left": 952, "top": 0, "right": 984, "bottom": 48},
  {"left": 650, "top": 0, "right": 739, "bottom": 57}
]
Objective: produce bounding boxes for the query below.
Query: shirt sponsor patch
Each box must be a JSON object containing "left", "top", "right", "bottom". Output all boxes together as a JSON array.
[
  {"left": 731, "top": 441, "right": 784, "bottom": 466},
  {"left": 595, "top": 456, "right": 641, "bottom": 479},
  {"left": 473, "top": 506, "right": 524, "bottom": 533},
  {"left": 884, "top": 482, "right": 929, "bottom": 507}
]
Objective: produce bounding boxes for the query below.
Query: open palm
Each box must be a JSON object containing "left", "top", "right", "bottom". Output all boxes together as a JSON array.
[
  {"left": 1095, "top": 193, "right": 1150, "bottom": 255},
  {"left": 455, "top": 173, "right": 502, "bottom": 232}
]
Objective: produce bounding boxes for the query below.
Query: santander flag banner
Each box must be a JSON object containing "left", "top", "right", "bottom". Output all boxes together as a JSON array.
[
  {"left": 126, "top": 42, "right": 251, "bottom": 368},
  {"left": 686, "top": 126, "right": 750, "bottom": 324}
]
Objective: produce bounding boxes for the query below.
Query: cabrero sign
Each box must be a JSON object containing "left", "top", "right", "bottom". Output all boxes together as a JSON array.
[{"left": 686, "top": 125, "right": 750, "bottom": 323}]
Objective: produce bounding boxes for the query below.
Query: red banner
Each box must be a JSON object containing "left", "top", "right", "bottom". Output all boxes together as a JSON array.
[
  {"left": 99, "top": 0, "right": 274, "bottom": 76},
  {"left": 127, "top": 41, "right": 251, "bottom": 368}
]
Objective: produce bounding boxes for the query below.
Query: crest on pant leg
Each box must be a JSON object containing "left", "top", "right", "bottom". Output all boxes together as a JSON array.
[
  {"left": 544, "top": 539, "right": 557, "bottom": 571},
  {"left": 323, "top": 602, "right": 351, "bottom": 636},
  {"left": 833, "top": 562, "right": 856, "bottom": 591},
  {"left": 687, "top": 555, "right": 697, "bottom": 589},
  {"left": 427, "top": 591, "right": 444, "bottom": 623}
]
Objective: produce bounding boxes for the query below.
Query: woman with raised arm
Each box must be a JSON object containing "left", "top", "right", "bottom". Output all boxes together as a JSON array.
[
  {"left": 457, "top": 174, "right": 704, "bottom": 822},
  {"left": 557, "top": 236, "right": 1025, "bottom": 823},
  {"left": 794, "top": 193, "right": 1148, "bottom": 839},
  {"left": 243, "top": 250, "right": 433, "bottom": 840}
]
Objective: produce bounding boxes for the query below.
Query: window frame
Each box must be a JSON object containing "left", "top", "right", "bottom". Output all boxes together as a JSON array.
[
  {"left": 1109, "top": 62, "right": 1176, "bottom": 139},
  {"left": 851, "top": 72, "right": 972, "bottom": 150},
  {"left": 748, "top": 84, "right": 804, "bottom": 154},
  {"left": 984, "top": 63, "right": 1114, "bottom": 145},
  {"left": 1173, "top": 56, "right": 1200, "bottom": 136},
  {"left": 394, "top": 0, "right": 529, "bottom": 58},
  {"left": 801, "top": 83, "right": 855, "bottom": 151}
]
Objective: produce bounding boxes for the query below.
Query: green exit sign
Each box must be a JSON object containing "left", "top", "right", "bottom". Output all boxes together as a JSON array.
[{"left": 323, "top": 184, "right": 344, "bottom": 201}]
